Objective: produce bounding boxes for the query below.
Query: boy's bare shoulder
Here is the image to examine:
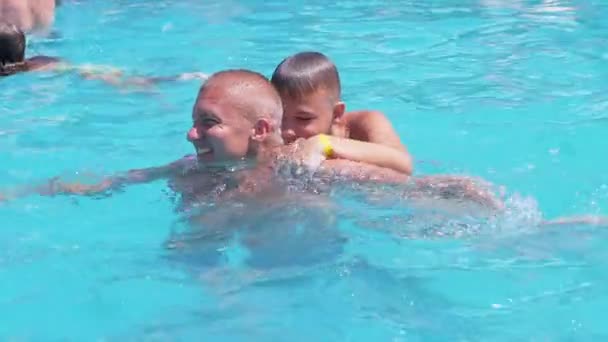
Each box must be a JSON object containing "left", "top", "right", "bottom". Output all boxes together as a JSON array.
[
  {"left": 344, "top": 110, "right": 391, "bottom": 131},
  {"left": 344, "top": 110, "right": 388, "bottom": 123},
  {"left": 344, "top": 109, "right": 407, "bottom": 152}
]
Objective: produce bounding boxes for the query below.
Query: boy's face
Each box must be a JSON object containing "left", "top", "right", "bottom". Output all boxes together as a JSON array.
[{"left": 280, "top": 89, "right": 344, "bottom": 144}]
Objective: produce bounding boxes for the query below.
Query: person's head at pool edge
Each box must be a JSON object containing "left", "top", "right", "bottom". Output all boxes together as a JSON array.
[{"left": 0, "top": 23, "right": 27, "bottom": 76}]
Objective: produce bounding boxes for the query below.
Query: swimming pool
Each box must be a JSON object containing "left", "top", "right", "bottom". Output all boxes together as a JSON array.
[{"left": 1, "top": 0, "right": 607, "bottom": 339}]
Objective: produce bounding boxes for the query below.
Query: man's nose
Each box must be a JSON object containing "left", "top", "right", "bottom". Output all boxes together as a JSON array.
[{"left": 187, "top": 126, "right": 201, "bottom": 142}]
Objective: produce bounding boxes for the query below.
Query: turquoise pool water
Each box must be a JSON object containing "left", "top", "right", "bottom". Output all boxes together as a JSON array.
[{"left": 1, "top": 0, "right": 608, "bottom": 340}]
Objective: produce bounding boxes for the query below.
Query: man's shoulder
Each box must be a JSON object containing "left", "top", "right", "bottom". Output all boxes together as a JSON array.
[{"left": 169, "top": 154, "right": 199, "bottom": 172}]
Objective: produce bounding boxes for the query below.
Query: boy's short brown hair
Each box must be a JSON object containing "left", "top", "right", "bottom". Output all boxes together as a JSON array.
[{"left": 271, "top": 51, "right": 341, "bottom": 102}]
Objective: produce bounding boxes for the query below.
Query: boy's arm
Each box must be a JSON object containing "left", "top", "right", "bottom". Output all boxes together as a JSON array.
[
  {"left": 291, "top": 135, "right": 412, "bottom": 176},
  {"left": 295, "top": 134, "right": 411, "bottom": 175},
  {"left": 343, "top": 110, "right": 413, "bottom": 174},
  {"left": 324, "top": 135, "right": 413, "bottom": 175}
]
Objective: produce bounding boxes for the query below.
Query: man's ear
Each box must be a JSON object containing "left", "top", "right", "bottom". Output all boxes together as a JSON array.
[
  {"left": 332, "top": 101, "right": 346, "bottom": 124},
  {"left": 251, "top": 118, "right": 271, "bottom": 142}
]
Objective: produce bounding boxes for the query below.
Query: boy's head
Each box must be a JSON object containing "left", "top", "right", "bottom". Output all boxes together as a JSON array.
[
  {"left": 0, "top": 23, "right": 26, "bottom": 75},
  {"left": 271, "top": 51, "right": 345, "bottom": 144},
  {"left": 188, "top": 69, "right": 284, "bottom": 164}
]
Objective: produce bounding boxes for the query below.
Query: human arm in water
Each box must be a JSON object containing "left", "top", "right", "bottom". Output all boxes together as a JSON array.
[
  {"left": 75, "top": 66, "right": 207, "bottom": 88},
  {"left": 24, "top": 57, "right": 207, "bottom": 87},
  {"left": 0, "top": 156, "right": 195, "bottom": 201},
  {"left": 320, "top": 160, "right": 505, "bottom": 219},
  {"left": 272, "top": 137, "right": 501, "bottom": 210},
  {"left": 317, "top": 160, "right": 608, "bottom": 222},
  {"left": 540, "top": 215, "right": 608, "bottom": 227},
  {"left": 338, "top": 110, "right": 414, "bottom": 175}
]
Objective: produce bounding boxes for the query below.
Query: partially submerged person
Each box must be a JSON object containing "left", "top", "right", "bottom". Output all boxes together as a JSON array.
[
  {"left": 271, "top": 51, "right": 414, "bottom": 175},
  {"left": 0, "top": 23, "right": 206, "bottom": 87},
  {"left": 0, "top": 22, "right": 59, "bottom": 75}
]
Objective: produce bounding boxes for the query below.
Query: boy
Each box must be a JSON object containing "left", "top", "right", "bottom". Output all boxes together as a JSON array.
[{"left": 271, "top": 51, "right": 413, "bottom": 175}]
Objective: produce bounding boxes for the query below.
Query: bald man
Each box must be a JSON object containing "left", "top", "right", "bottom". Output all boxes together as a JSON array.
[{"left": 0, "top": 0, "right": 58, "bottom": 34}]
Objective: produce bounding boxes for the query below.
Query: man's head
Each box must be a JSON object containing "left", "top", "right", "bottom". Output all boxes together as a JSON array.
[
  {"left": 271, "top": 51, "right": 345, "bottom": 144},
  {"left": 0, "top": 23, "right": 26, "bottom": 75},
  {"left": 187, "top": 69, "right": 284, "bottom": 164}
]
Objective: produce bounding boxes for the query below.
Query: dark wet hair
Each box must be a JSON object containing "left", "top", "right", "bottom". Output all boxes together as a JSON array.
[
  {"left": 0, "top": 23, "right": 27, "bottom": 76},
  {"left": 271, "top": 51, "right": 341, "bottom": 101}
]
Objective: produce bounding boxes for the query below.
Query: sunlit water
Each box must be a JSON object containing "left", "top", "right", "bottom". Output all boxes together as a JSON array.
[{"left": 1, "top": 0, "right": 607, "bottom": 340}]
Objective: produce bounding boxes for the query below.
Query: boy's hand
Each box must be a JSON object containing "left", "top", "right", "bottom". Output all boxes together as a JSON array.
[
  {"left": 293, "top": 135, "right": 332, "bottom": 170},
  {"left": 272, "top": 135, "right": 330, "bottom": 179}
]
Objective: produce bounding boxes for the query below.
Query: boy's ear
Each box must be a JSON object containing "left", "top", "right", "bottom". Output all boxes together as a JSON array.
[
  {"left": 251, "top": 118, "right": 271, "bottom": 142},
  {"left": 332, "top": 101, "right": 345, "bottom": 124}
]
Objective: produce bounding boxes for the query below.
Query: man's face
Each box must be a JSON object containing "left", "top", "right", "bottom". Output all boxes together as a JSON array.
[{"left": 187, "top": 85, "right": 253, "bottom": 164}]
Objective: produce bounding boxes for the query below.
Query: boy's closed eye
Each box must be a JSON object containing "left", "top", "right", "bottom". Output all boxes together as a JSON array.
[{"left": 294, "top": 112, "right": 316, "bottom": 122}]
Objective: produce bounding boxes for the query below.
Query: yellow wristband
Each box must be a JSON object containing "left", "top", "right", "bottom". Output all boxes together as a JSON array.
[{"left": 318, "top": 134, "right": 334, "bottom": 158}]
